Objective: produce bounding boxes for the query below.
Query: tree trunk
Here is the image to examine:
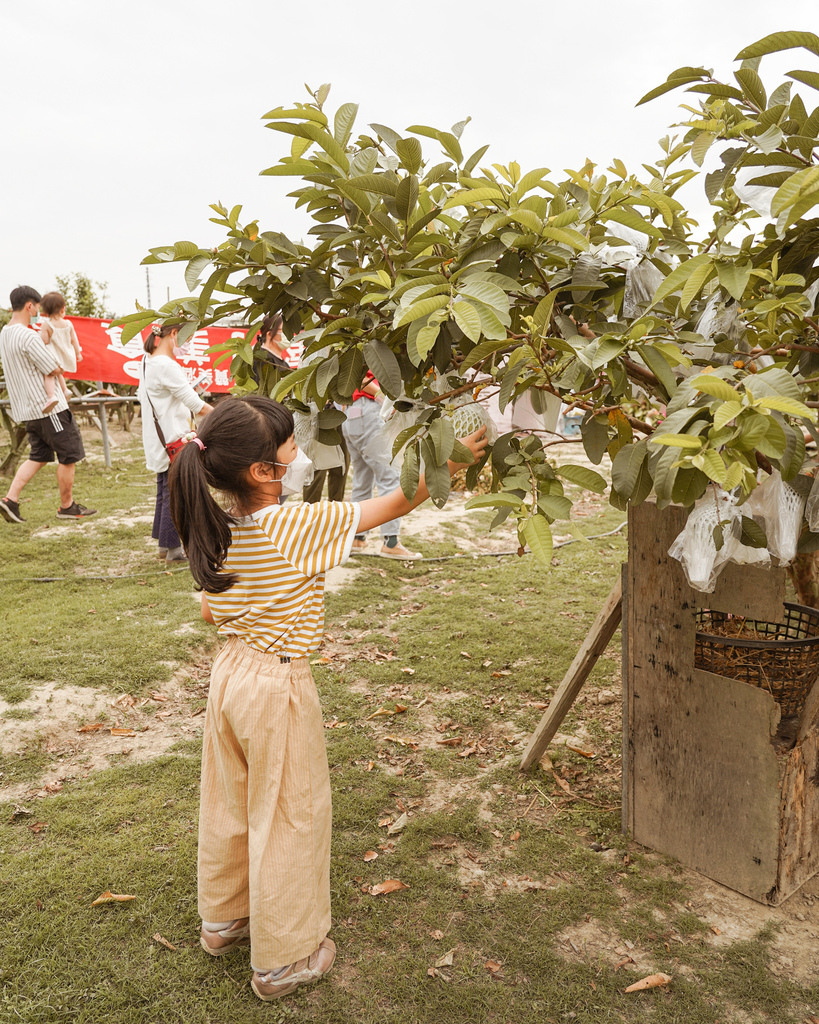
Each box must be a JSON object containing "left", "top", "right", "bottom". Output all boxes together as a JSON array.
[
  {"left": 0, "top": 422, "right": 27, "bottom": 477},
  {"left": 787, "top": 553, "right": 819, "bottom": 608}
]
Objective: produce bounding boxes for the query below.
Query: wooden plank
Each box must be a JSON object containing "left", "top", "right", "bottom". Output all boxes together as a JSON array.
[
  {"left": 621, "top": 561, "right": 631, "bottom": 835},
  {"left": 626, "top": 501, "right": 785, "bottom": 902},
  {"left": 519, "top": 577, "right": 622, "bottom": 771}
]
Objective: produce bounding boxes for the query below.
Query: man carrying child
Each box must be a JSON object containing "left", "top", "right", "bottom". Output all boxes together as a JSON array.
[{"left": 0, "top": 285, "right": 97, "bottom": 523}]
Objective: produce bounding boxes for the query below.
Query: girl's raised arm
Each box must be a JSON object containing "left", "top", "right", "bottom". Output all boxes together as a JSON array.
[{"left": 356, "top": 427, "right": 488, "bottom": 534}]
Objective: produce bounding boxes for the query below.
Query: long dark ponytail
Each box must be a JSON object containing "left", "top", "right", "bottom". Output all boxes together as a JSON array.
[{"left": 169, "top": 395, "right": 294, "bottom": 593}]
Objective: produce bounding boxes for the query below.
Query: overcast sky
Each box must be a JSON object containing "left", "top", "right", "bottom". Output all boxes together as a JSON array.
[{"left": 2, "top": 0, "right": 816, "bottom": 316}]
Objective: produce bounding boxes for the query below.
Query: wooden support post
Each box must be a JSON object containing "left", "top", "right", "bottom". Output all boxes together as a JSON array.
[{"left": 519, "top": 577, "right": 622, "bottom": 771}]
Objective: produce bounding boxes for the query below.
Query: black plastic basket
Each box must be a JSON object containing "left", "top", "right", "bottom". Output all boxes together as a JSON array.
[{"left": 695, "top": 603, "right": 819, "bottom": 717}]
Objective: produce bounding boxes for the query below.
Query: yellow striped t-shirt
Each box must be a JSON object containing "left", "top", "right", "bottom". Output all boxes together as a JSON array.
[{"left": 206, "top": 500, "right": 361, "bottom": 656}]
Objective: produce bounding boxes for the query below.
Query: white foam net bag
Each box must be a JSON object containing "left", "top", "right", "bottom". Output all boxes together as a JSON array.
[
  {"left": 744, "top": 470, "right": 805, "bottom": 564},
  {"left": 292, "top": 407, "right": 344, "bottom": 472},
  {"left": 668, "top": 490, "right": 769, "bottom": 593}
]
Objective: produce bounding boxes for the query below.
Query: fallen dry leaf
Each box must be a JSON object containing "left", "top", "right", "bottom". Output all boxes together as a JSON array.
[
  {"left": 438, "top": 736, "right": 463, "bottom": 747},
  {"left": 435, "top": 948, "right": 455, "bottom": 968},
  {"left": 378, "top": 816, "right": 393, "bottom": 828},
  {"left": 387, "top": 812, "right": 408, "bottom": 835},
  {"left": 110, "top": 728, "right": 137, "bottom": 738},
  {"left": 9, "top": 805, "right": 32, "bottom": 822},
  {"left": 367, "top": 706, "right": 396, "bottom": 720},
  {"left": 614, "top": 956, "right": 635, "bottom": 971},
  {"left": 363, "top": 851, "right": 379, "bottom": 863},
  {"left": 624, "top": 973, "right": 673, "bottom": 993},
  {"left": 401, "top": 667, "right": 415, "bottom": 675},
  {"left": 566, "top": 745, "right": 596, "bottom": 759},
  {"left": 91, "top": 891, "right": 137, "bottom": 906},
  {"left": 491, "top": 670, "right": 512, "bottom": 677},
  {"left": 152, "top": 933, "right": 177, "bottom": 951},
  {"left": 430, "top": 929, "right": 445, "bottom": 940},
  {"left": 510, "top": 830, "right": 521, "bottom": 842},
  {"left": 383, "top": 735, "right": 417, "bottom": 748},
  {"left": 366, "top": 761, "right": 374, "bottom": 771},
  {"left": 370, "top": 879, "right": 409, "bottom": 896},
  {"left": 459, "top": 744, "right": 477, "bottom": 758},
  {"left": 77, "top": 722, "right": 106, "bottom": 733},
  {"left": 427, "top": 967, "right": 438, "bottom": 977},
  {"left": 484, "top": 959, "right": 504, "bottom": 975},
  {"left": 310, "top": 656, "right": 332, "bottom": 665},
  {"left": 149, "top": 692, "right": 167, "bottom": 702},
  {"left": 710, "top": 926, "right": 722, "bottom": 935},
  {"left": 28, "top": 822, "right": 48, "bottom": 834}
]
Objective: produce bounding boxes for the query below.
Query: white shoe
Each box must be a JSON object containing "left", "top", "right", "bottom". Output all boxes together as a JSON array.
[{"left": 380, "top": 542, "right": 422, "bottom": 560}]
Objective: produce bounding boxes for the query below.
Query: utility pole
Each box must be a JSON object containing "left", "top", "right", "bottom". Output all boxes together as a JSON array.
[{"left": 146, "top": 267, "right": 151, "bottom": 308}]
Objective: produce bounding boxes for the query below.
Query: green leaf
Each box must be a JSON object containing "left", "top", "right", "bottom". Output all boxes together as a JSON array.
[
  {"left": 636, "top": 66, "right": 710, "bottom": 106},
  {"left": 452, "top": 299, "right": 483, "bottom": 343},
  {"left": 735, "top": 67, "right": 767, "bottom": 109},
  {"left": 523, "top": 515, "right": 553, "bottom": 566},
  {"left": 173, "top": 240, "right": 199, "bottom": 259},
  {"left": 336, "top": 347, "right": 364, "bottom": 399},
  {"left": 680, "top": 263, "right": 716, "bottom": 313},
  {"left": 736, "top": 31, "right": 819, "bottom": 60},
  {"left": 333, "top": 102, "right": 359, "bottom": 146},
  {"left": 716, "top": 260, "right": 752, "bottom": 301},
  {"left": 537, "top": 493, "right": 573, "bottom": 520},
  {"left": 554, "top": 464, "right": 607, "bottom": 494},
  {"left": 689, "top": 374, "right": 738, "bottom": 402},
  {"left": 443, "top": 186, "right": 506, "bottom": 211},
  {"left": 271, "top": 365, "right": 314, "bottom": 401},
  {"left": 758, "top": 396, "right": 815, "bottom": 420},
  {"left": 532, "top": 291, "right": 558, "bottom": 331},
  {"left": 394, "top": 294, "right": 450, "bottom": 330},
  {"left": 651, "top": 433, "right": 705, "bottom": 449},
  {"left": 600, "top": 207, "right": 665, "bottom": 240},
  {"left": 466, "top": 493, "right": 525, "bottom": 510},
  {"left": 362, "top": 340, "right": 402, "bottom": 398},
  {"left": 315, "top": 353, "right": 339, "bottom": 397},
  {"left": 395, "top": 174, "right": 420, "bottom": 221},
  {"left": 698, "top": 449, "right": 727, "bottom": 485},
  {"left": 457, "top": 279, "right": 509, "bottom": 315},
  {"left": 786, "top": 69, "right": 819, "bottom": 92},
  {"left": 541, "top": 225, "right": 589, "bottom": 250},
  {"left": 611, "top": 442, "right": 648, "bottom": 498},
  {"left": 427, "top": 417, "right": 456, "bottom": 465},
  {"left": 421, "top": 437, "right": 451, "bottom": 508},
  {"left": 396, "top": 137, "right": 422, "bottom": 173},
  {"left": 262, "top": 105, "right": 328, "bottom": 125},
  {"left": 260, "top": 159, "right": 323, "bottom": 177},
  {"left": 400, "top": 444, "right": 420, "bottom": 499},
  {"left": 407, "top": 316, "right": 442, "bottom": 365},
  {"left": 740, "top": 516, "right": 768, "bottom": 548},
  {"left": 513, "top": 167, "right": 551, "bottom": 198},
  {"left": 639, "top": 345, "right": 677, "bottom": 399},
  {"left": 459, "top": 338, "right": 510, "bottom": 371},
  {"left": 714, "top": 400, "right": 743, "bottom": 431},
  {"left": 346, "top": 173, "right": 399, "bottom": 197},
  {"left": 650, "top": 254, "right": 713, "bottom": 308}
]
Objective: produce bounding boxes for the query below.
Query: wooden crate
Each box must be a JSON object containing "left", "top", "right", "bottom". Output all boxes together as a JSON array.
[{"left": 623, "top": 501, "right": 819, "bottom": 905}]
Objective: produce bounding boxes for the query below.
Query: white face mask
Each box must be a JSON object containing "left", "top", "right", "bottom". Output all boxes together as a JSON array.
[{"left": 275, "top": 447, "right": 314, "bottom": 495}]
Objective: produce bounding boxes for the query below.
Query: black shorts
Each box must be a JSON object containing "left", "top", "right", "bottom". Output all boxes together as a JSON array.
[{"left": 25, "top": 410, "right": 86, "bottom": 465}]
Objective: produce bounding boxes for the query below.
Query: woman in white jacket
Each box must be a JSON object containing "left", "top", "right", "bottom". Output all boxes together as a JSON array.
[{"left": 138, "top": 325, "right": 212, "bottom": 562}]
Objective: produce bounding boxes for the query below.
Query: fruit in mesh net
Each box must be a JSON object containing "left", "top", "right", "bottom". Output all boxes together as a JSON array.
[{"left": 446, "top": 402, "right": 497, "bottom": 442}]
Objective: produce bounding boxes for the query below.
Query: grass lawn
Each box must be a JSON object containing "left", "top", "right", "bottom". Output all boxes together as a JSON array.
[{"left": 0, "top": 430, "right": 817, "bottom": 1023}]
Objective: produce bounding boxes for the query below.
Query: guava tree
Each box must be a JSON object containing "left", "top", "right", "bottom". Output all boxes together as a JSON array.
[{"left": 119, "top": 32, "right": 819, "bottom": 579}]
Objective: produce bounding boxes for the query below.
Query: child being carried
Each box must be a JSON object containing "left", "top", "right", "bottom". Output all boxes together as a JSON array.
[{"left": 39, "top": 291, "right": 82, "bottom": 413}]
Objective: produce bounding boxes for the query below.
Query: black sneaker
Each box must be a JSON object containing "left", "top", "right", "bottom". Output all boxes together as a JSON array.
[
  {"left": 56, "top": 502, "right": 98, "bottom": 520},
  {"left": 0, "top": 497, "right": 25, "bottom": 523}
]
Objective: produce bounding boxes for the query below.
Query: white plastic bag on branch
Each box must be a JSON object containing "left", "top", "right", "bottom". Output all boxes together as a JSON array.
[
  {"left": 806, "top": 474, "right": 819, "bottom": 533},
  {"left": 623, "top": 258, "right": 666, "bottom": 319},
  {"left": 744, "top": 470, "right": 806, "bottom": 565},
  {"left": 292, "top": 406, "right": 344, "bottom": 472},
  {"left": 668, "top": 490, "right": 769, "bottom": 593}
]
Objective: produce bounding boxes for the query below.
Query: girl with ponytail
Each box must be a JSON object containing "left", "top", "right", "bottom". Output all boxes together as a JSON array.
[{"left": 168, "top": 393, "right": 487, "bottom": 1002}]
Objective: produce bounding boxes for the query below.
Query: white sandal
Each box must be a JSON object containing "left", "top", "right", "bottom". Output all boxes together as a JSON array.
[{"left": 251, "top": 937, "right": 336, "bottom": 1001}]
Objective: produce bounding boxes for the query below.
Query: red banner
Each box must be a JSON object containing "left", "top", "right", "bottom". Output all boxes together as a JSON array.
[{"left": 39, "top": 316, "right": 300, "bottom": 393}]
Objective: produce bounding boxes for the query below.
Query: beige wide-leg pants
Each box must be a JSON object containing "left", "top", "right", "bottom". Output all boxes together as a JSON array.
[{"left": 198, "top": 637, "right": 332, "bottom": 971}]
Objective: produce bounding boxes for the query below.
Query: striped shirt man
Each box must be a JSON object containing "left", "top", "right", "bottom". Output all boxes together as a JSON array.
[
  {"left": 0, "top": 323, "right": 67, "bottom": 430},
  {"left": 206, "top": 499, "right": 361, "bottom": 656}
]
